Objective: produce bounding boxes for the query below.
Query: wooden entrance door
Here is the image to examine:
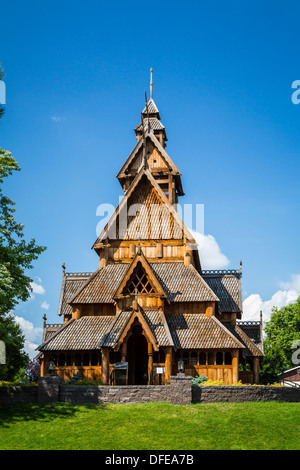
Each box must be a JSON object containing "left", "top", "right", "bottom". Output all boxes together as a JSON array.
[{"left": 127, "top": 324, "right": 148, "bottom": 385}]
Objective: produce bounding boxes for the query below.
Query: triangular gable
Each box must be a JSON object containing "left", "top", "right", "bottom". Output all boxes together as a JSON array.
[
  {"left": 117, "top": 132, "right": 181, "bottom": 180},
  {"left": 93, "top": 168, "right": 195, "bottom": 247},
  {"left": 101, "top": 306, "right": 159, "bottom": 352},
  {"left": 114, "top": 252, "right": 167, "bottom": 300}
]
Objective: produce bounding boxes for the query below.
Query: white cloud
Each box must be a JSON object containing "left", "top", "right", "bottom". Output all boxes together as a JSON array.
[
  {"left": 190, "top": 230, "right": 230, "bottom": 270},
  {"left": 14, "top": 315, "right": 43, "bottom": 359},
  {"left": 30, "top": 281, "right": 45, "bottom": 295},
  {"left": 243, "top": 274, "right": 300, "bottom": 323},
  {"left": 41, "top": 301, "right": 50, "bottom": 310},
  {"left": 51, "top": 116, "right": 65, "bottom": 122},
  {"left": 279, "top": 274, "right": 300, "bottom": 291}
]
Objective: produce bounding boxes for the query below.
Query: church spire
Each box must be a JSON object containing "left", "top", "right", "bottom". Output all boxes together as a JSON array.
[
  {"left": 134, "top": 68, "right": 167, "bottom": 147},
  {"left": 150, "top": 67, "right": 153, "bottom": 99}
]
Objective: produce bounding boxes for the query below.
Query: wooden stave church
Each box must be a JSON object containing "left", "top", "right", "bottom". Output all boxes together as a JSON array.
[{"left": 37, "top": 70, "right": 264, "bottom": 385}]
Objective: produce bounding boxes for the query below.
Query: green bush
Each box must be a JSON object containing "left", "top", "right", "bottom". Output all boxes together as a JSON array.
[{"left": 191, "top": 374, "right": 208, "bottom": 385}]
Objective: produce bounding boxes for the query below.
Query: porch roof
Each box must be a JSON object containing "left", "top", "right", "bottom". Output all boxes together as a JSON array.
[
  {"left": 165, "top": 314, "right": 244, "bottom": 350},
  {"left": 37, "top": 316, "right": 114, "bottom": 351},
  {"left": 100, "top": 308, "right": 174, "bottom": 348}
]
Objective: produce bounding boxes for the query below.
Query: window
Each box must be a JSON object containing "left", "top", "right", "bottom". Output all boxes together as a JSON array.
[
  {"left": 83, "top": 353, "right": 90, "bottom": 366},
  {"left": 124, "top": 263, "right": 155, "bottom": 294},
  {"left": 208, "top": 352, "right": 214, "bottom": 365},
  {"left": 66, "top": 354, "right": 72, "bottom": 366},
  {"left": 58, "top": 354, "right": 65, "bottom": 367},
  {"left": 199, "top": 351, "right": 206, "bottom": 365},
  {"left": 216, "top": 352, "right": 223, "bottom": 365},
  {"left": 91, "top": 353, "right": 98, "bottom": 366},
  {"left": 182, "top": 352, "right": 189, "bottom": 365},
  {"left": 75, "top": 354, "right": 81, "bottom": 367},
  {"left": 225, "top": 352, "right": 232, "bottom": 365},
  {"left": 190, "top": 351, "right": 197, "bottom": 365}
]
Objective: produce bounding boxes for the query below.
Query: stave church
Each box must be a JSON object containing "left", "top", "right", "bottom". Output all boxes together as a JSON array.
[{"left": 37, "top": 69, "right": 263, "bottom": 385}]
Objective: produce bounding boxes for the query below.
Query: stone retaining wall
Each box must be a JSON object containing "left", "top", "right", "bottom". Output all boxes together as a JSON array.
[
  {"left": 0, "top": 386, "right": 38, "bottom": 407},
  {"left": 0, "top": 379, "right": 299, "bottom": 407},
  {"left": 61, "top": 384, "right": 171, "bottom": 404},
  {"left": 192, "top": 385, "right": 300, "bottom": 403}
]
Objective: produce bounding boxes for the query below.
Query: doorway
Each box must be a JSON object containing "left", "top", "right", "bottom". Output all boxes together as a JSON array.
[{"left": 127, "top": 324, "right": 148, "bottom": 385}]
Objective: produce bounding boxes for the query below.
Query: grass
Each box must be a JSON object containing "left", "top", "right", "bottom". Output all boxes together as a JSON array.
[{"left": 0, "top": 401, "right": 299, "bottom": 450}]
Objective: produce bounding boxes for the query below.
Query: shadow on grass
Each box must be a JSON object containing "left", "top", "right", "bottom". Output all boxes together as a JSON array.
[{"left": 0, "top": 402, "right": 107, "bottom": 429}]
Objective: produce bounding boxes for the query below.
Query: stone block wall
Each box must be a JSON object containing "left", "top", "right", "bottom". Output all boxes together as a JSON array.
[
  {"left": 192, "top": 385, "right": 300, "bottom": 403},
  {"left": 0, "top": 386, "right": 38, "bottom": 407},
  {"left": 1, "top": 378, "right": 300, "bottom": 407}
]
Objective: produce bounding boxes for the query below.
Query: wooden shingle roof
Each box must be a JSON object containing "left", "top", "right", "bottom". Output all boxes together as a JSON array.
[
  {"left": 38, "top": 316, "right": 114, "bottom": 351},
  {"left": 68, "top": 262, "right": 218, "bottom": 306},
  {"left": 202, "top": 270, "right": 242, "bottom": 313},
  {"left": 166, "top": 314, "right": 244, "bottom": 350},
  {"left": 57, "top": 273, "right": 92, "bottom": 316}
]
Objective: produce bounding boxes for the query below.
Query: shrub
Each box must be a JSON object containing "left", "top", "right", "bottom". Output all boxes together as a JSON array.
[
  {"left": 191, "top": 374, "right": 208, "bottom": 385},
  {"left": 25, "top": 359, "right": 40, "bottom": 382},
  {"left": 67, "top": 371, "right": 83, "bottom": 384}
]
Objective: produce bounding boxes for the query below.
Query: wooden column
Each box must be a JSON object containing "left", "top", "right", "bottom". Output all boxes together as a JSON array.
[
  {"left": 101, "top": 348, "right": 110, "bottom": 385},
  {"left": 232, "top": 349, "right": 239, "bottom": 383},
  {"left": 253, "top": 357, "right": 260, "bottom": 384},
  {"left": 148, "top": 342, "right": 154, "bottom": 385},
  {"left": 40, "top": 358, "right": 45, "bottom": 377},
  {"left": 205, "top": 302, "right": 215, "bottom": 318},
  {"left": 164, "top": 346, "right": 173, "bottom": 384},
  {"left": 72, "top": 306, "right": 81, "bottom": 320}
]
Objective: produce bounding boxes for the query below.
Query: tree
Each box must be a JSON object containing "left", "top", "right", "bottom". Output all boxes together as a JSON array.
[
  {"left": 260, "top": 296, "right": 300, "bottom": 382},
  {"left": 0, "top": 148, "right": 46, "bottom": 315},
  {"left": 0, "top": 314, "right": 28, "bottom": 381}
]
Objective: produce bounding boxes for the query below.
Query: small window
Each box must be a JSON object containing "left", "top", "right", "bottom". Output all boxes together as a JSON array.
[
  {"left": 91, "top": 353, "right": 98, "bottom": 366},
  {"left": 190, "top": 351, "right": 197, "bottom": 365},
  {"left": 216, "top": 352, "right": 223, "bottom": 365},
  {"left": 83, "top": 353, "right": 89, "bottom": 366},
  {"left": 208, "top": 352, "right": 214, "bottom": 365},
  {"left": 66, "top": 354, "right": 72, "bottom": 366},
  {"left": 199, "top": 351, "right": 206, "bottom": 365},
  {"left": 75, "top": 354, "right": 81, "bottom": 367},
  {"left": 58, "top": 354, "right": 65, "bottom": 367},
  {"left": 225, "top": 352, "right": 232, "bottom": 365}
]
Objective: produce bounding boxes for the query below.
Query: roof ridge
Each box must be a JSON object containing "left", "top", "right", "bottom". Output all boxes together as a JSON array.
[{"left": 188, "top": 264, "right": 219, "bottom": 302}]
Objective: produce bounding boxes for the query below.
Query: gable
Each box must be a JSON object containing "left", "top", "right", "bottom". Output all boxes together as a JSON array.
[
  {"left": 117, "top": 133, "right": 180, "bottom": 180},
  {"left": 93, "top": 169, "right": 193, "bottom": 246},
  {"left": 123, "top": 262, "right": 156, "bottom": 295},
  {"left": 114, "top": 253, "right": 167, "bottom": 300}
]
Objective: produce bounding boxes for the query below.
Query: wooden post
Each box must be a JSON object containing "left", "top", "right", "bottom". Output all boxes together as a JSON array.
[
  {"left": 148, "top": 342, "right": 153, "bottom": 385},
  {"left": 101, "top": 348, "right": 110, "bottom": 385},
  {"left": 253, "top": 357, "right": 260, "bottom": 384},
  {"left": 232, "top": 349, "right": 239, "bottom": 383},
  {"left": 40, "top": 358, "right": 45, "bottom": 377},
  {"left": 72, "top": 306, "right": 81, "bottom": 320},
  {"left": 164, "top": 346, "right": 173, "bottom": 384},
  {"left": 205, "top": 302, "right": 215, "bottom": 318}
]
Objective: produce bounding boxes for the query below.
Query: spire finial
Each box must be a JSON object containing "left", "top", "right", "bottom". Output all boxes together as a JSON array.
[{"left": 150, "top": 67, "right": 153, "bottom": 99}]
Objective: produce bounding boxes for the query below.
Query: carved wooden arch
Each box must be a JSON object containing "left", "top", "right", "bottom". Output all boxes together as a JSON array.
[{"left": 114, "top": 308, "right": 159, "bottom": 352}]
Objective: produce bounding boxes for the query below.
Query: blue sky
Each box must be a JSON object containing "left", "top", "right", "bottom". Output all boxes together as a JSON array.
[{"left": 1, "top": 1, "right": 300, "bottom": 356}]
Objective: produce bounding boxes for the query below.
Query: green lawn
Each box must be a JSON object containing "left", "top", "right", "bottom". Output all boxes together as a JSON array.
[{"left": 0, "top": 402, "right": 299, "bottom": 450}]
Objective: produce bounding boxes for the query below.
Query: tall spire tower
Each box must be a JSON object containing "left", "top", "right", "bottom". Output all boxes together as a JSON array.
[{"left": 134, "top": 68, "right": 167, "bottom": 148}]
